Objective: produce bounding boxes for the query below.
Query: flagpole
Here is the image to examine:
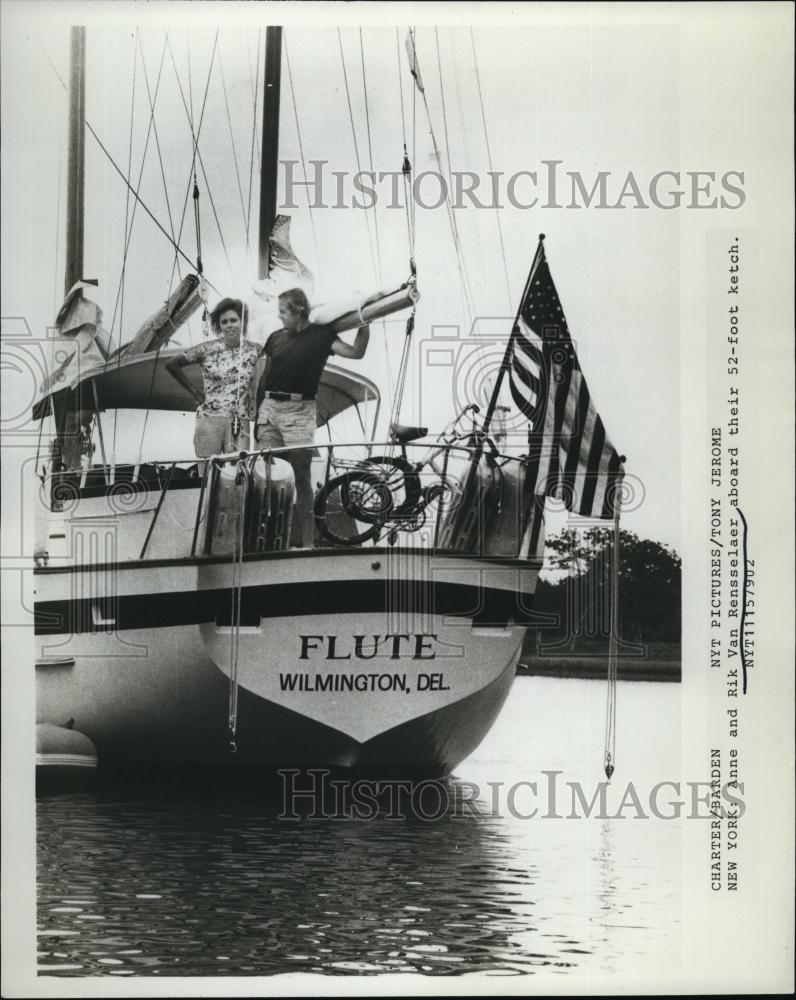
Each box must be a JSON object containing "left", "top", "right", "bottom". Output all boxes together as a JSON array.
[
  {"left": 440, "top": 235, "right": 546, "bottom": 553},
  {"left": 480, "top": 233, "right": 546, "bottom": 438}
]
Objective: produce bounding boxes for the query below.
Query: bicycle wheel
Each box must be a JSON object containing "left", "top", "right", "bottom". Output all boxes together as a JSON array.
[
  {"left": 362, "top": 455, "right": 422, "bottom": 513},
  {"left": 314, "top": 472, "right": 391, "bottom": 546}
]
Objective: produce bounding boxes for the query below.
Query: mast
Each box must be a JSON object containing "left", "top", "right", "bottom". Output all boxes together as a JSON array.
[
  {"left": 64, "top": 25, "right": 86, "bottom": 296},
  {"left": 258, "top": 26, "right": 282, "bottom": 279}
]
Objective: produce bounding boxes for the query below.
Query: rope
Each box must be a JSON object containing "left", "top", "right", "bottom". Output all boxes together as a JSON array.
[
  {"left": 395, "top": 28, "right": 415, "bottom": 257},
  {"left": 227, "top": 459, "right": 248, "bottom": 752},
  {"left": 284, "top": 33, "right": 322, "bottom": 282},
  {"left": 603, "top": 506, "right": 621, "bottom": 779},
  {"left": 193, "top": 174, "right": 203, "bottom": 275},
  {"left": 387, "top": 312, "right": 416, "bottom": 442},
  {"left": 470, "top": 29, "right": 512, "bottom": 309}
]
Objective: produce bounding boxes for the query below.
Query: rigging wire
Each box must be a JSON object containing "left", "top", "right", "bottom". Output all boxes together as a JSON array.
[
  {"left": 165, "top": 32, "right": 235, "bottom": 294},
  {"left": 106, "top": 32, "right": 181, "bottom": 461},
  {"left": 36, "top": 37, "right": 212, "bottom": 293},
  {"left": 244, "top": 29, "right": 262, "bottom": 279},
  {"left": 218, "top": 51, "right": 250, "bottom": 252},
  {"left": 434, "top": 28, "right": 481, "bottom": 313},
  {"left": 137, "top": 28, "right": 226, "bottom": 473},
  {"left": 246, "top": 31, "right": 262, "bottom": 184},
  {"left": 283, "top": 33, "right": 322, "bottom": 283},
  {"left": 337, "top": 28, "right": 379, "bottom": 285},
  {"left": 111, "top": 30, "right": 140, "bottom": 459},
  {"left": 409, "top": 29, "right": 477, "bottom": 327},
  {"left": 139, "top": 34, "right": 184, "bottom": 283},
  {"left": 107, "top": 32, "right": 170, "bottom": 349},
  {"left": 470, "top": 28, "right": 513, "bottom": 309},
  {"left": 359, "top": 27, "right": 401, "bottom": 437},
  {"left": 450, "top": 31, "right": 487, "bottom": 302},
  {"left": 359, "top": 28, "right": 383, "bottom": 283}
]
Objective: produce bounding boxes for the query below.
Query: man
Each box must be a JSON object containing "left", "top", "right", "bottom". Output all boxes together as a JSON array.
[
  {"left": 255, "top": 287, "right": 370, "bottom": 547},
  {"left": 166, "top": 297, "right": 258, "bottom": 457}
]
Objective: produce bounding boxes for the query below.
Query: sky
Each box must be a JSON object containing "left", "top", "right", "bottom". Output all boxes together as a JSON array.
[{"left": 2, "top": 1, "right": 792, "bottom": 555}]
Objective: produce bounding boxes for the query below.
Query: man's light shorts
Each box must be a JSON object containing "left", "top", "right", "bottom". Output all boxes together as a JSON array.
[{"left": 255, "top": 398, "right": 317, "bottom": 451}]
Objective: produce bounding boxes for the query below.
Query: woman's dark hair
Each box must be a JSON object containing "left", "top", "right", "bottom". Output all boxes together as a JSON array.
[
  {"left": 209, "top": 297, "right": 247, "bottom": 332},
  {"left": 278, "top": 287, "right": 310, "bottom": 320}
]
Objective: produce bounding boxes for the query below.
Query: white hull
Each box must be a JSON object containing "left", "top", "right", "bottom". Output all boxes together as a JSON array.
[{"left": 35, "top": 548, "right": 540, "bottom": 776}]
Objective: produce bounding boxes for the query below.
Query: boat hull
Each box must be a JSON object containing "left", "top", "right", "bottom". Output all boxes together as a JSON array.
[{"left": 34, "top": 549, "right": 539, "bottom": 777}]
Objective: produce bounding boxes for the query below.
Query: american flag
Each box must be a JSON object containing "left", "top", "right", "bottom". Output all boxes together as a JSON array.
[{"left": 509, "top": 244, "right": 625, "bottom": 520}]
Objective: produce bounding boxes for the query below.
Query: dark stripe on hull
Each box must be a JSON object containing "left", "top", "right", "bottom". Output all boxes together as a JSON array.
[
  {"left": 33, "top": 546, "right": 543, "bottom": 576},
  {"left": 35, "top": 579, "right": 542, "bottom": 636}
]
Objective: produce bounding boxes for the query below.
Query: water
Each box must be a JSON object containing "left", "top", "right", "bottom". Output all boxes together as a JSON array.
[{"left": 36, "top": 677, "right": 681, "bottom": 979}]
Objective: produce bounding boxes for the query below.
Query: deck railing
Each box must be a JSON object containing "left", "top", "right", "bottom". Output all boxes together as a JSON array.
[{"left": 41, "top": 441, "right": 541, "bottom": 564}]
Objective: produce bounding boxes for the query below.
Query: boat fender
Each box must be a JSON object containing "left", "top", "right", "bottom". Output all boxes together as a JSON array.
[{"left": 36, "top": 722, "right": 98, "bottom": 788}]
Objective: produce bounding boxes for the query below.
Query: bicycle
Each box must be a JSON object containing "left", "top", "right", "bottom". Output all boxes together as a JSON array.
[{"left": 313, "top": 404, "right": 502, "bottom": 546}]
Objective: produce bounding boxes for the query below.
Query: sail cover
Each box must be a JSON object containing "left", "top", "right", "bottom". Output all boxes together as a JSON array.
[
  {"left": 114, "top": 274, "right": 202, "bottom": 358},
  {"left": 37, "top": 281, "right": 110, "bottom": 399}
]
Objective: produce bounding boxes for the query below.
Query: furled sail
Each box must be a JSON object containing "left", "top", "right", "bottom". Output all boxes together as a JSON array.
[
  {"left": 115, "top": 273, "right": 202, "bottom": 358},
  {"left": 39, "top": 281, "right": 109, "bottom": 399},
  {"left": 312, "top": 281, "right": 420, "bottom": 334}
]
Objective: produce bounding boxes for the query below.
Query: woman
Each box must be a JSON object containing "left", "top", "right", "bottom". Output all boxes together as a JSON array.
[{"left": 166, "top": 297, "right": 259, "bottom": 457}]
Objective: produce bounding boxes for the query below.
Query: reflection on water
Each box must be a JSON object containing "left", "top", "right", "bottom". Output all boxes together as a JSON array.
[
  {"left": 38, "top": 785, "right": 537, "bottom": 977},
  {"left": 37, "top": 678, "right": 682, "bottom": 978}
]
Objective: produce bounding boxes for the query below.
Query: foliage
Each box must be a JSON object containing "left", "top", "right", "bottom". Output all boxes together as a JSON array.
[{"left": 532, "top": 528, "right": 681, "bottom": 644}]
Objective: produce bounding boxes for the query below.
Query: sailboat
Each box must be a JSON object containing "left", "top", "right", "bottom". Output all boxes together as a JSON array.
[{"left": 32, "top": 25, "right": 622, "bottom": 780}]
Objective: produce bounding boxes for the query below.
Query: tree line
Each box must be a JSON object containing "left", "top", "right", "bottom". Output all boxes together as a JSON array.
[{"left": 530, "top": 528, "right": 681, "bottom": 646}]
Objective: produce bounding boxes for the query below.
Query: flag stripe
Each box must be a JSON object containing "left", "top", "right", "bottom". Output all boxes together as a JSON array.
[
  {"left": 561, "top": 375, "right": 592, "bottom": 497},
  {"left": 509, "top": 378, "right": 537, "bottom": 420},
  {"left": 578, "top": 416, "right": 606, "bottom": 514},
  {"left": 508, "top": 246, "right": 624, "bottom": 521}
]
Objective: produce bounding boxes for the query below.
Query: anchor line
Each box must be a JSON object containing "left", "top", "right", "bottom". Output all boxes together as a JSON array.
[
  {"left": 227, "top": 460, "right": 248, "bottom": 751},
  {"left": 603, "top": 501, "right": 622, "bottom": 780}
]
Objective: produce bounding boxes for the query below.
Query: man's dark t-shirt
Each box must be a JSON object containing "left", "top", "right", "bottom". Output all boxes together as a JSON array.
[{"left": 257, "top": 322, "right": 338, "bottom": 405}]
